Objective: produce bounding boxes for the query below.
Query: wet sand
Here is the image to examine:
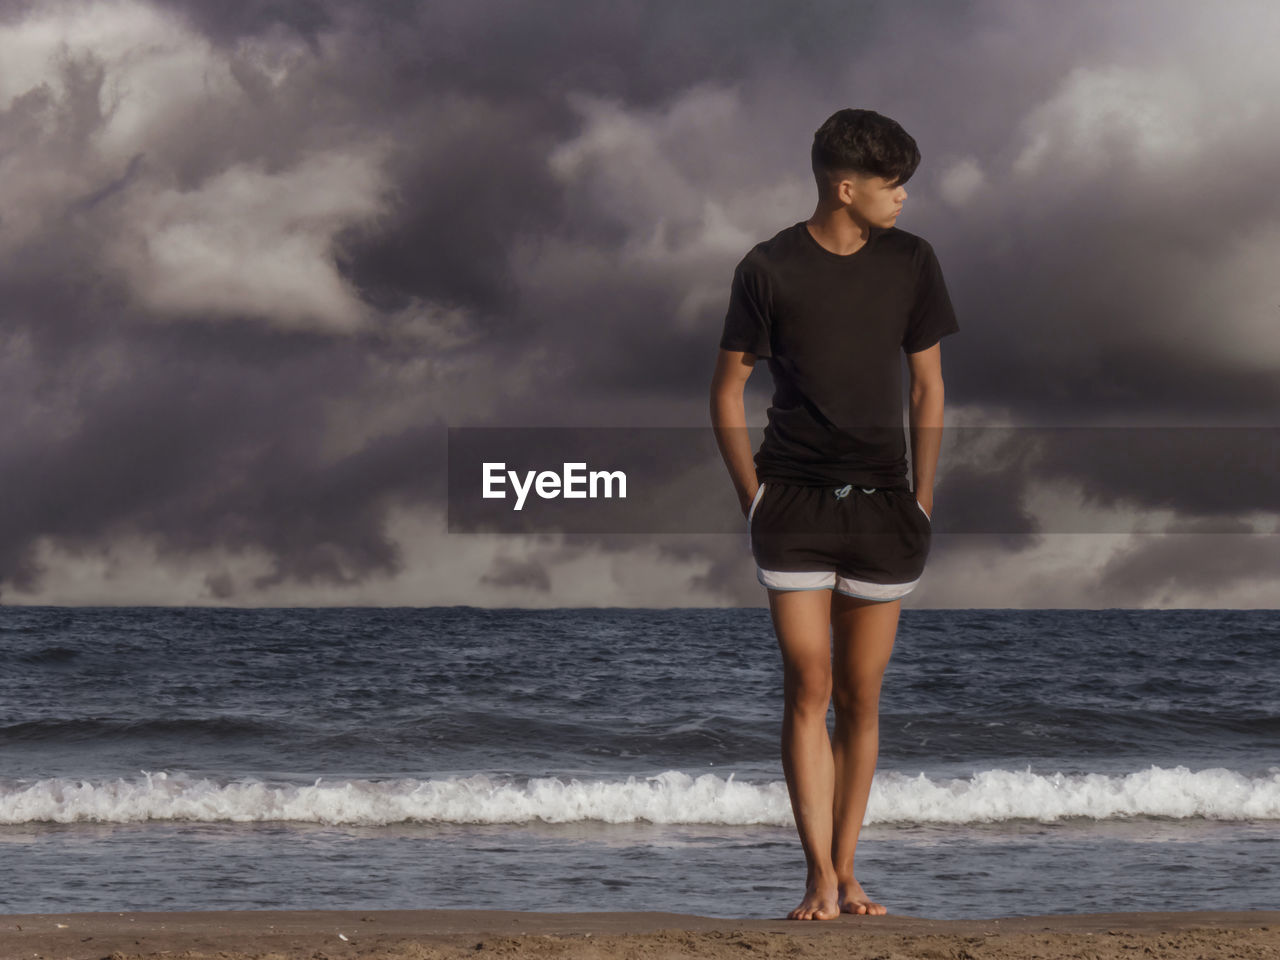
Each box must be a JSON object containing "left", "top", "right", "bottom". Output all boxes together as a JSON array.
[{"left": 3, "top": 907, "right": 1278, "bottom": 959}]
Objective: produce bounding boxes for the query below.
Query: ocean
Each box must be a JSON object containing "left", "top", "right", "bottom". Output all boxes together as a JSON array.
[{"left": 1, "top": 606, "right": 1276, "bottom": 920}]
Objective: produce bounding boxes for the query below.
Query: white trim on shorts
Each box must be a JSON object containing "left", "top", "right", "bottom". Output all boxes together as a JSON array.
[
  {"left": 746, "top": 481, "right": 768, "bottom": 524},
  {"left": 756, "top": 567, "right": 921, "bottom": 601}
]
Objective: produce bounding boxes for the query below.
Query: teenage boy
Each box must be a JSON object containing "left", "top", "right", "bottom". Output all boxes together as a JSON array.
[{"left": 709, "top": 108, "right": 959, "bottom": 920}]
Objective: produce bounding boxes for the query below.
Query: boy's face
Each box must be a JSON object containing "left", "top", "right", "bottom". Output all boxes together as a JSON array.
[{"left": 837, "top": 173, "right": 907, "bottom": 228}]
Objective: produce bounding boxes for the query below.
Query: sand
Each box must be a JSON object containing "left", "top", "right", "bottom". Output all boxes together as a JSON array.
[{"left": 3, "top": 907, "right": 1278, "bottom": 960}]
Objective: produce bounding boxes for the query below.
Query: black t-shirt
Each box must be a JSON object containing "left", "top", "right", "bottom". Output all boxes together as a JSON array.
[{"left": 719, "top": 220, "right": 960, "bottom": 489}]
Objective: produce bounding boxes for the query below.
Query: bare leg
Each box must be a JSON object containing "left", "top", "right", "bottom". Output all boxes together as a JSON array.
[
  {"left": 829, "top": 591, "right": 901, "bottom": 915},
  {"left": 768, "top": 586, "right": 841, "bottom": 920}
]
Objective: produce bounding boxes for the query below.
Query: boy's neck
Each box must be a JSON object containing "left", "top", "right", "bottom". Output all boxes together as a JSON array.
[{"left": 805, "top": 209, "right": 875, "bottom": 257}]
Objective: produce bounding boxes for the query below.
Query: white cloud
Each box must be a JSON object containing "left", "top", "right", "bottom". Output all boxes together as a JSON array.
[
  {"left": 0, "top": 0, "right": 394, "bottom": 333},
  {"left": 938, "top": 156, "right": 986, "bottom": 208},
  {"left": 1012, "top": 64, "right": 1202, "bottom": 181},
  {"left": 99, "top": 149, "right": 392, "bottom": 332}
]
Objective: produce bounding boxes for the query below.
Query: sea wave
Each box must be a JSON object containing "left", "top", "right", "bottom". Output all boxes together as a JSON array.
[{"left": 2, "top": 764, "right": 1277, "bottom": 825}]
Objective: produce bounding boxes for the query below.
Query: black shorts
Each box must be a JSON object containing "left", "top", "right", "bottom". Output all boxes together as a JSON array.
[{"left": 746, "top": 481, "right": 932, "bottom": 601}]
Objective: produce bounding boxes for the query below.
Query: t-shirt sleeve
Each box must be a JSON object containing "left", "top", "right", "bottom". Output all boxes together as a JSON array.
[
  {"left": 718, "top": 256, "right": 773, "bottom": 358},
  {"left": 902, "top": 239, "right": 960, "bottom": 354}
]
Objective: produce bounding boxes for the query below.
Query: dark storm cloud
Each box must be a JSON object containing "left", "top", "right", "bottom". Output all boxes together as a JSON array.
[
  {"left": 2, "top": 0, "right": 1277, "bottom": 605},
  {"left": 0, "top": 321, "right": 445, "bottom": 593},
  {"left": 1096, "top": 532, "right": 1279, "bottom": 607},
  {"left": 143, "top": 0, "right": 356, "bottom": 47},
  {"left": 153, "top": 0, "right": 911, "bottom": 105}
]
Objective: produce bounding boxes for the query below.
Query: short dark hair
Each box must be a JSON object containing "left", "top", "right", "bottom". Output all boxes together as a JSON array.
[{"left": 811, "top": 108, "right": 921, "bottom": 197}]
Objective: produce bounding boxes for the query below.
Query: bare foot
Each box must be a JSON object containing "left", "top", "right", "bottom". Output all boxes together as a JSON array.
[
  {"left": 788, "top": 877, "right": 841, "bottom": 920},
  {"left": 837, "top": 877, "right": 887, "bottom": 915}
]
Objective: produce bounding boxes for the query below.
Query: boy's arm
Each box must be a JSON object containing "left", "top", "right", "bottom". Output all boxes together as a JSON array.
[
  {"left": 906, "top": 342, "right": 946, "bottom": 519},
  {"left": 710, "top": 348, "right": 761, "bottom": 518}
]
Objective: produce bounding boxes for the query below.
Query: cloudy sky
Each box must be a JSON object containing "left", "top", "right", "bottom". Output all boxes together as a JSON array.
[{"left": 1, "top": 0, "right": 1276, "bottom": 608}]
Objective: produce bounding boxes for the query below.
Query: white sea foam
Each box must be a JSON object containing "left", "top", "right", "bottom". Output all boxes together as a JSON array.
[{"left": 1, "top": 765, "right": 1276, "bottom": 826}]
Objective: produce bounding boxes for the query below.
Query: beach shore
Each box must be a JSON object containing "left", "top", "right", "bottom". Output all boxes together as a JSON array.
[{"left": 3, "top": 907, "right": 1277, "bottom": 960}]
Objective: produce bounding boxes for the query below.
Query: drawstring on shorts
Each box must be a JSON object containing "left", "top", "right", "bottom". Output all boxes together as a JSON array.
[{"left": 833, "top": 484, "right": 878, "bottom": 499}]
